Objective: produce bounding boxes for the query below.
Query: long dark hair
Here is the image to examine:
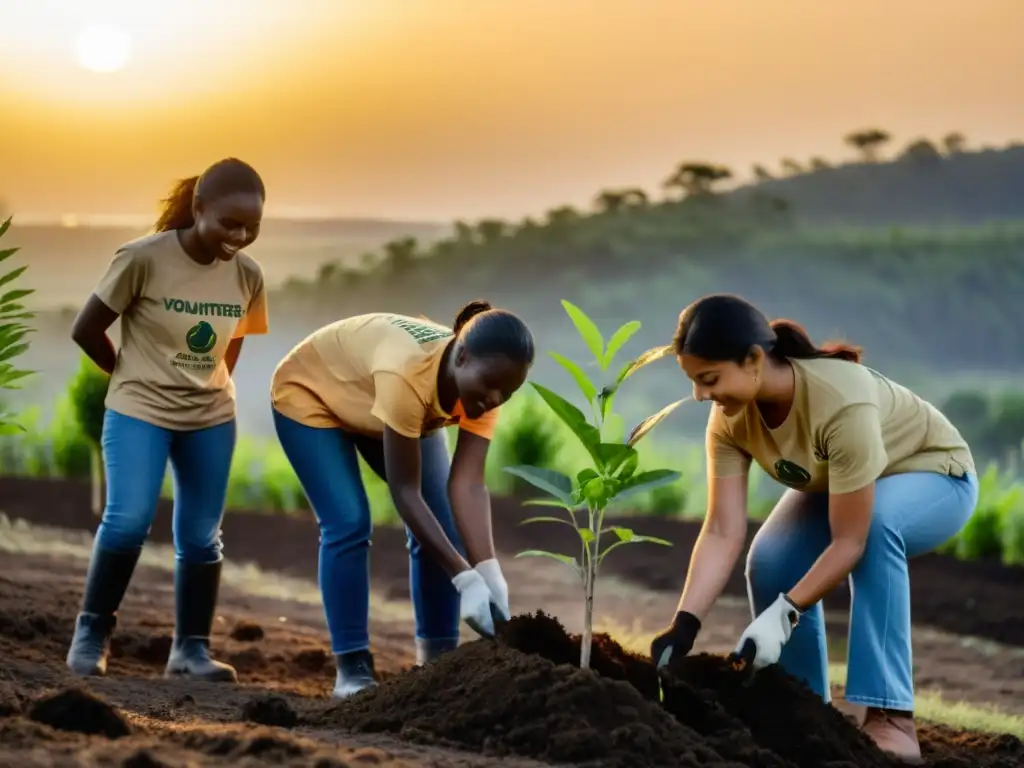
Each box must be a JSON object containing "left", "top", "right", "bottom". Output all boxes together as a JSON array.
[
  {"left": 154, "top": 157, "right": 265, "bottom": 233},
  {"left": 453, "top": 299, "right": 535, "bottom": 366},
  {"left": 673, "top": 293, "right": 862, "bottom": 364}
]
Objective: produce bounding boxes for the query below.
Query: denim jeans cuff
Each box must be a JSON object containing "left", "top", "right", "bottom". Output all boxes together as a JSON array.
[
  {"left": 332, "top": 641, "right": 371, "bottom": 656},
  {"left": 843, "top": 693, "right": 915, "bottom": 711}
]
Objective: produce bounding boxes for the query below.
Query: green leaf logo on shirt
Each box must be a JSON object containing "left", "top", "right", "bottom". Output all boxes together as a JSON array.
[
  {"left": 774, "top": 459, "right": 811, "bottom": 487},
  {"left": 186, "top": 321, "right": 218, "bottom": 354}
]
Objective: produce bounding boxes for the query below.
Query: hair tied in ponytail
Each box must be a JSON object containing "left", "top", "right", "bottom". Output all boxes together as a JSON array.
[{"left": 453, "top": 299, "right": 493, "bottom": 335}]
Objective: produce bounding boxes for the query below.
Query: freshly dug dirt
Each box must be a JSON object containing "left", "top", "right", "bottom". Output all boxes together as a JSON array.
[
  {"left": 318, "top": 612, "right": 1024, "bottom": 768},
  {"left": 242, "top": 694, "right": 299, "bottom": 728},
  {"left": 27, "top": 686, "right": 132, "bottom": 739},
  {"left": 2, "top": 525, "right": 1022, "bottom": 767}
]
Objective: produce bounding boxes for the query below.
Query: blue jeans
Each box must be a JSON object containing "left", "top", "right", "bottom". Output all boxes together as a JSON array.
[
  {"left": 94, "top": 409, "right": 236, "bottom": 563},
  {"left": 745, "top": 470, "right": 978, "bottom": 711},
  {"left": 272, "top": 409, "right": 464, "bottom": 655}
]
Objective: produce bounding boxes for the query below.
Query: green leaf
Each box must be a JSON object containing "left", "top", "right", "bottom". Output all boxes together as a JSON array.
[
  {"left": 601, "top": 320, "right": 641, "bottom": 370},
  {"left": 502, "top": 465, "right": 575, "bottom": 506},
  {"left": 0, "top": 268, "right": 28, "bottom": 291},
  {"left": 595, "top": 442, "right": 638, "bottom": 477},
  {"left": 581, "top": 477, "right": 609, "bottom": 506},
  {"left": 0, "top": 285, "right": 31, "bottom": 301},
  {"left": 530, "top": 382, "right": 602, "bottom": 461},
  {"left": 578, "top": 527, "right": 596, "bottom": 545},
  {"left": 576, "top": 468, "right": 600, "bottom": 486},
  {"left": 548, "top": 351, "right": 598, "bottom": 404},
  {"left": 597, "top": 534, "right": 672, "bottom": 566},
  {"left": 0, "top": 421, "right": 26, "bottom": 435},
  {"left": 0, "top": 343, "right": 29, "bottom": 363},
  {"left": 520, "top": 515, "right": 578, "bottom": 529},
  {"left": 618, "top": 345, "right": 673, "bottom": 385},
  {"left": 0, "top": 248, "right": 18, "bottom": 264},
  {"left": 626, "top": 398, "right": 690, "bottom": 446},
  {"left": 0, "top": 217, "right": 11, "bottom": 239},
  {"left": 612, "top": 469, "right": 683, "bottom": 501},
  {"left": 523, "top": 497, "right": 578, "bottom": 510},
  {"left": 516, "top": 549, "right": 583, "bottom": 581},
  {"left": 561, "top": 299, "right": 604, "bottom": 364}
]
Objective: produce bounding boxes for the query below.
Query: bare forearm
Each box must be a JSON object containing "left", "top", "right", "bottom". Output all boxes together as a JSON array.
[
  {"left": 449, "top": 482, "right": 496, "bottom": 565},
  {"left": 787, "top": 539, "right": 864, "bottom": 610},
  {"left": 678, "top": 529, "right": 746, "bottom": 620},
  {"left": 73, "top": 333, "right": 118, "bottom": 376},
  {"left": 392, "top": 487, "right": 471, "bottom": 576}
]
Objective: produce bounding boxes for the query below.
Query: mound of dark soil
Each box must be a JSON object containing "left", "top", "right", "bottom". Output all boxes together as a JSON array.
[
  {"left": 230, "top": 621, "right": 265, "bottom": 642},
  {"left": 28, "top": 687, "right": 132, "bottom": 739},
  {"left": 313, "top": 612, "right": 1024, "bottom": 768},
  {"left": 242, "top": 695, "right": 299, "bottom": 728},
  {"left": 0, "top": 680, "right": 23, "bottom": 717}
]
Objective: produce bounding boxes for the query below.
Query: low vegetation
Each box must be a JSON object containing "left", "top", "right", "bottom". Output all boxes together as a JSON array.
[{"left": 1, "top": 357, "right": 1022, "bottom": 568}]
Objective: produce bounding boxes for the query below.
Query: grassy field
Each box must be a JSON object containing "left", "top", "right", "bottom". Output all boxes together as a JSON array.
[{"left": 2, "top": 383, "right": 1023, "bottom": 566}]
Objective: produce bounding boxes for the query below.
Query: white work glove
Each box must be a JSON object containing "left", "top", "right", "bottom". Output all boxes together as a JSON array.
[
  {"left": 451, "top": 568, "right": 496, "bottom": 638},
  {"left": 473, "top": 558, "right": 510, "bottom": 622},
  {"left": 734, "top": 593, "right": 801, "bottom": 671}
]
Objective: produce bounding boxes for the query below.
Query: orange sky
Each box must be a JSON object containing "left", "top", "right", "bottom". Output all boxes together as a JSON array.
[{"left": 2, "top": 0, "right": 1022, "bottom": 223}]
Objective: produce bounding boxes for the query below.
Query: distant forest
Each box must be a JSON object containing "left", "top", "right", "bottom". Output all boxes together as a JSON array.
[{"left": 269, "top": 128, "right": 1024, "bottom": 377}]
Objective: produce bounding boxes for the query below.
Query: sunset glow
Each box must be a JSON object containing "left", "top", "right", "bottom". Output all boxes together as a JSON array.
[
  {"left": 73, "top": 23, "right": 132, "bottom": 73},
  {"left": 0, "top": 0, "right": 1020, "bottom": 223}
]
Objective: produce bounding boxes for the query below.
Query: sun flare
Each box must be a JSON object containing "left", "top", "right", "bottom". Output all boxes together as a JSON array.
[{"left": 73, "top": 23, "right": 132, "bottom": 73}]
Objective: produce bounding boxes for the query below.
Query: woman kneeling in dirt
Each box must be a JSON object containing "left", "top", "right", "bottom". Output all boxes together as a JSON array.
[
  {"left": 650, "top": 293, "right": 977, "bottom": 764},
  {"left": 269, "top": 301, "right": 534, "bottom": 698},
  {"left": 66, "top": 158, "right": 270, "bottom": 683}
]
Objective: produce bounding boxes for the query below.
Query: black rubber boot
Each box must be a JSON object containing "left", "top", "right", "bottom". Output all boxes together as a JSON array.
[
  {"left": 332, "top": 649, "right": 378, "bottom": 699},
  {"left": 163, "top": 560, "right": 238, "bottom": 683},
  {"left": 414, "top": 637, "right": 459, "bottom": 666},
  {"left": 66, "top": 546, "right": 142, "bottom": 677}
]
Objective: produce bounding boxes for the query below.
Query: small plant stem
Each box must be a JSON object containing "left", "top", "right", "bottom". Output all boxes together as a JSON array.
[{"left": 580, "top": 503, "right": 601, "bottom": 670}]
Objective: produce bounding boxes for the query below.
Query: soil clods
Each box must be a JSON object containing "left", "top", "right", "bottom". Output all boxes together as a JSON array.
[
  {"left": 28, "top": 687, "right": 132, "bottom": 739},
  {"left": 318, "top": 612, "right": 1024, "bottom": 768}
]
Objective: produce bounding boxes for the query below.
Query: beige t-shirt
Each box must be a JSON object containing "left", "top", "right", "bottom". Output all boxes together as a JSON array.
[
  {"left": 270, "top": 312, "right": 499, "bottom": 440},
  {"left": 707, "top": 357, "right": 975, "bottom": 495},
  {"left": 94, "top": 230, "right": 269, "bottom": 431}
]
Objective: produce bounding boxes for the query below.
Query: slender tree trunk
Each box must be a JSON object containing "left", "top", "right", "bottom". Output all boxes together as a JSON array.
[
  {"left": 580, "top": 507, "right": 601, "bottom": 670},
  {"left": 581, "top": 552, "right": 595, "bottom": 669},
  {"left": 90, "top": 444, "right": 103, "bottom": 516}
]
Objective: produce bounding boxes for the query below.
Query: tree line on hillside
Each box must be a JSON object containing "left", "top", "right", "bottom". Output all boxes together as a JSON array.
[
  {"left": 268, "top": 127, "right": 1024, "bottom": 372},
  {"left": 275, "top": 126, "right": 1014, "bottom": 288}
]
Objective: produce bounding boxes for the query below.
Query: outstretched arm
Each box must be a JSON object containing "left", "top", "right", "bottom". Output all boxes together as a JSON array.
[
  {"left": 677, "top": 472, "right": 750, "bottom": 619},
  {"left": 447, "top": 428, "right": 496, "bottom": 565},
  {"left": 786, "top": 404, "right": 886, "bottom": 609},
  {"left": 383, "top": 425, "right": 472, "bottom": 577}
]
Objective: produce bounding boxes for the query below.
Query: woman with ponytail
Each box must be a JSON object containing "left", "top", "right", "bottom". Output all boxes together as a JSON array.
[
  {"left": 66, "top": 158, "right": 270, "bottom": 686},
  {"left": 650, "top": 293, "right": 976, "bottom": 763},
  {"left": 269, "top": 301, "right": 535, "bottom": 698}
]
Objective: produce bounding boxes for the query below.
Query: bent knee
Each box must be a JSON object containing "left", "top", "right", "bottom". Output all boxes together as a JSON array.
[
  {"left": 319, "top": 518, "right": 372, "bottom": 551},
  {"left": 745, "top": 535, "right": 798, "bottom": 593}
]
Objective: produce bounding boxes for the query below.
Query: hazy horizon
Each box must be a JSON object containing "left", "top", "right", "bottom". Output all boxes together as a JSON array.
[{"left": 3, "top": 0, "right": 1022, "bottom": 223}]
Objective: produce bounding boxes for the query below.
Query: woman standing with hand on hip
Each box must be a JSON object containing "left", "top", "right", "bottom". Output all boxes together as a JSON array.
[
  {"left": 649, "top": 293, "right": 977, "bottom": 764},
  {"left": 66, "top": 158, "right": 270, "bottom": 683},
  {"left": 270, "top": 301, "right": 534, "bottom": 698}
]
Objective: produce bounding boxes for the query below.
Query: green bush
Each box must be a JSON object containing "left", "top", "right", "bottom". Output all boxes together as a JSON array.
[
  {"left": 2, "top": 371, "right": 1024, "bottom": 567},
  {"left": 66, "top": 355, "right": 109, "bottom": 513},
  {"left": 0, "top": 217, "right": 36, "bottom": 433}
]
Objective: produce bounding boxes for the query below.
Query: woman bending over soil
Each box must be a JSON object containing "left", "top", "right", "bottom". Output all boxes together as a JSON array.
[
  {"left": 270, "top": 301, "right": 535, "bottom": 698},
  {"left": 67, "top": 158, "right": 271, "bottom": 683},
  {"left": 650, "top": 293, "right": 977, "bottom": 765}
]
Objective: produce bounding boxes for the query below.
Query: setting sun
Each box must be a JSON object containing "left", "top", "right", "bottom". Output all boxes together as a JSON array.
[{"left": 73, "top": 23, "right": 132, "bottom": 73}]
